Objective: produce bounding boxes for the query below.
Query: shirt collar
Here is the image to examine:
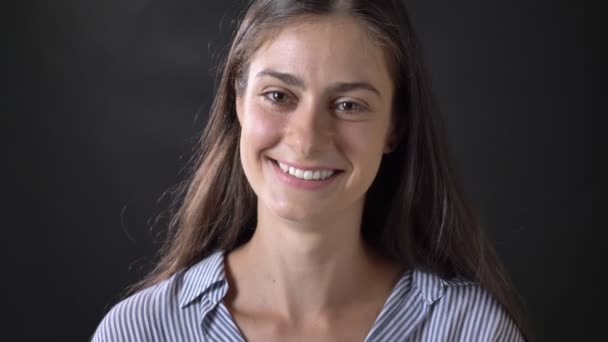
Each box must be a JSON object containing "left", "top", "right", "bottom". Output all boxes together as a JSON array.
[
  {"left": 177, "top": 250, "right": 450, "bottom": 312},
  {"left": 411, "top": 269, "right": 447, "bottom": 305},
  {"left": 178, "top": 250, "right": 227, "bottom": 309}
]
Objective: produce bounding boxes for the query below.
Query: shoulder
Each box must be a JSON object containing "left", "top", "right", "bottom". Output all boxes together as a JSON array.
[
  {"left": 91, "top": 251, "right": 226, "bottom": 341},
  {"left": 90, "top": 273, "right": 182, "bottom": 342},
  {"left": 412, "top": 270, "right": 525, "bottom": 341}
]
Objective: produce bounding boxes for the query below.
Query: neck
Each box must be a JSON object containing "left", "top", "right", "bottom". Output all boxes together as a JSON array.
[{"left": 227, "top": 201, "right": 399, "bottom": 324}]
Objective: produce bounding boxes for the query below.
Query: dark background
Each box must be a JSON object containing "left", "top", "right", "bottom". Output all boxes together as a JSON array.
[{"left": 18, "top": 0, "right": 603, "bottom": 340}]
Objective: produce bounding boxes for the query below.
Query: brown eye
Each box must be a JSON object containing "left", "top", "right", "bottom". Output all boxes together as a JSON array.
[
  {"left": 337, "top": 101, "right": 362, "bottom": 112},
  {"left": 268, "top": 91, "right": 288, "bottom": 103}
]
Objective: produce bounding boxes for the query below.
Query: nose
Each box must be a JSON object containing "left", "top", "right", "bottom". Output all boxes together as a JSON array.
[{"left": 284, "top": 103, "right": 333, "bottom": 157}]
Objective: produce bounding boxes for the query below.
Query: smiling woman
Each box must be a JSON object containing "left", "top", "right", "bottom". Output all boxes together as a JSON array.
[
  {"left": 92, "top": 0, "right": 532, "bottom": 341},
  {"left": 236, "top": 16, "right": 394, "bottom": 226}
]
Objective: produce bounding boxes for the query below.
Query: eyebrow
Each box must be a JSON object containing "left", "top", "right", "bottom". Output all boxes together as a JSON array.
[
  {"left": 257, "top": 69, "right": 305, "bottom": 89},
  {"left": 255, "top": 69, "right": 381, "bottom": 97}
]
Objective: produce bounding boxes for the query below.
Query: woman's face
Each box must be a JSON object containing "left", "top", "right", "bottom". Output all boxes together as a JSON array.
[{"left": 236, "top": 15, "right": 395, "bottom": 224}]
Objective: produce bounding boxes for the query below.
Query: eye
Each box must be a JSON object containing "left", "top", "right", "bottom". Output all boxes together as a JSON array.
[
  {"left": 263, "top": 91, "right": 290, "bottom": 104},
  {"left": 336, "top": 101, "right": 365, "bottom": 113}
]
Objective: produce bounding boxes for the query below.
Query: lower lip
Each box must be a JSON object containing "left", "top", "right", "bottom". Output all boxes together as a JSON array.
[{"left": 268, "top": 158, "right": 341, "bottom": 190}]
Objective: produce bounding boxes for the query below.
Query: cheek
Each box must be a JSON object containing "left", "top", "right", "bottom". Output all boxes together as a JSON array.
[
  {"left": 338, "top": 122, "right": 388, "bottom": 164},
  {"left": 241, "top": 104, "right": 283, "bottom": 156},
  {"left": 336, "top": 121, "right": 389, "bottom": 192}
]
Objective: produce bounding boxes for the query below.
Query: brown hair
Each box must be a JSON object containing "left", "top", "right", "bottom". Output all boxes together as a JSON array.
[{"left": 132, "top": 0, "right": 532, "bottom": 339}]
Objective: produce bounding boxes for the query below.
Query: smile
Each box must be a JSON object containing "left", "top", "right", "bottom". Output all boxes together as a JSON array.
[
  {"left": 276, "top": 161, "right": 335, "bottom": 180},
  {"left": 268, "top": 158, "right": 343, "bottom": 190}
]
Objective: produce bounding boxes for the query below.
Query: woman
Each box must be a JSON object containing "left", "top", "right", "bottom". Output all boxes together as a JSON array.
[{"left": 93, "top": 0, "right": 531, "bottom": 341}]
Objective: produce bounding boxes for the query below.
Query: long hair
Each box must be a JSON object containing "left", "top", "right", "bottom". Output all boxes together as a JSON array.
[{"left": 131, "top": 0, "right": 531, "bottom": 339}]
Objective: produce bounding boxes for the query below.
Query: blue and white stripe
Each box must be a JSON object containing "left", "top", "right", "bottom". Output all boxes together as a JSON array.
[{"left": 92, "top": 251, "right": 524, "bottom": 341}]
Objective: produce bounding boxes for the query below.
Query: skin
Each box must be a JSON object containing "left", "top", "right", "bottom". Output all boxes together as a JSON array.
[{"left": 226, "top": 14, "right": 403, "bottom": 341}]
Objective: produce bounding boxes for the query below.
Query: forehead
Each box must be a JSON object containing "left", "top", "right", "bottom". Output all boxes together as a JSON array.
[{"left": 247, "top": 15, "right": 393, "bottom": 89}]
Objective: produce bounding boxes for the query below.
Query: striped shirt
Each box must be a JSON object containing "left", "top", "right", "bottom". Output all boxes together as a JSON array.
[{"left": 92, "top": 251, "right": 524, "bottom": 341}]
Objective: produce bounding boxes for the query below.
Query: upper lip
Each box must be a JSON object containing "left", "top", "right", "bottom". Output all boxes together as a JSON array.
[{"left": 270, "top": 158, "right": 342, "bottom": 171}]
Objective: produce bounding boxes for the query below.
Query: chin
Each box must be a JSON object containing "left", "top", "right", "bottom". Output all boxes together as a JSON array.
[{"left": 265, "top": 199, "right": 331, "bottom": 224}]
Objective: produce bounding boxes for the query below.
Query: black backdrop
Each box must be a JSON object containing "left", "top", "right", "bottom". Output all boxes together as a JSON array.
[{"left": 19, "top": 0, "right": 603, "bottom": 340}]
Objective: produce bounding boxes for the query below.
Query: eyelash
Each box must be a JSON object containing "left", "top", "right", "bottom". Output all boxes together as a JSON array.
[
  {"left": 261, "top": 90, "right": 368, "bottom": 113},
  {"left": 262, "top": 91, "right": 292, "bottom": 106}
]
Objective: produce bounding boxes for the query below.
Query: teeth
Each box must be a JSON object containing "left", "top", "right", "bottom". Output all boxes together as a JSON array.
[{"left": 276, "top": 161, "right": 336, "bottom": 180}]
